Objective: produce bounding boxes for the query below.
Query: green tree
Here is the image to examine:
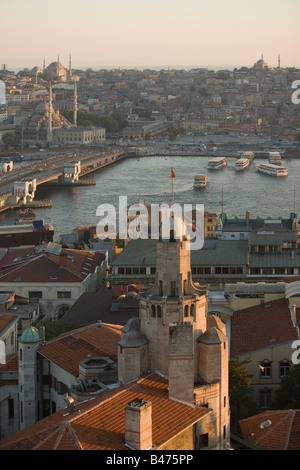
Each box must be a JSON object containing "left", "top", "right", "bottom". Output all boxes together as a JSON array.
[
  {"left": 271, "top": 363, "right": 300, "bottom": 409},
  {"left": 2, "top": 132, "right": 20, "bottom": 149},
  {"left": 229, "top": 357, "right": 258, "bottom": 434},
  {"left": 35, "top": 319, "right": 88, "bottom": 341}
]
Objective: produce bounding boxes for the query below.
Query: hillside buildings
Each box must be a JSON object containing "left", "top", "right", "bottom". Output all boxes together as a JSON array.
[{"left": 0, "top": 216, "right": 230, "bottom": 450}]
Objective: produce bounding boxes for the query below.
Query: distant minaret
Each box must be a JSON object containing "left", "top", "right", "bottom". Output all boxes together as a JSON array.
[
  {"left": 49, "top": 82, "right": 53, "bottom": 131},
  {"left": 43, "top": 58, "right": 45, "bottom": 72},
  {"left": 278, "top": 54, "right": 281, "bottom": 69},
  {"left": 69, "top": 54, "right": 72, "bottom": 77},
  {"left": 73, "top": 81, "right": 77, "bottom": 126}
]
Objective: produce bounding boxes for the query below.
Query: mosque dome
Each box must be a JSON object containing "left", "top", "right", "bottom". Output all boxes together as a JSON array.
[{"left": 19, "top": 325, "right": 41, "bottom": 343}]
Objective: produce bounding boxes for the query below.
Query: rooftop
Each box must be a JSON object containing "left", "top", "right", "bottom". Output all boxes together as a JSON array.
[
  {"left": 37, "top": 322, "right": 122, "bottom": 377},
  {"left": 239, "top": 409, "right": 300, "bottom": 450},
  {"left": 230, "top": 298, "right": 299, "bottom": 357},
  {"left": 0, "top": 372, "right": 210, "bottom": 450}
]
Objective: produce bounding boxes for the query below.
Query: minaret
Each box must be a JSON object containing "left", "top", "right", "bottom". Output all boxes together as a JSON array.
[
  {"left": 278, "top": 54, "right": 281, "bottom": 69},
  {"left": 48, "top": 82, "right": 53, "bottom": 132},
  {"left": 43, "top": 58, "right": 45, "bottom": 72},
  {"left": 69, "top": 54, "right": 72, "bottom": 77},
  {"left": 73, "top": 81, "right": 77, "bottom": 126}
]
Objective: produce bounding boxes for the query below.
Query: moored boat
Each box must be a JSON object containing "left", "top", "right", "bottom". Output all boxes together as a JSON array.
[
  {"left": 241, "top": 151, "right": 255, "bottom": 163},
  {"left": 269, "top": 151, "right": 281, "bottom": 165},
  {"left": 234, "top": 158, "right": 250, "bottom": 171},
  {"left": 256, "top": 162, "right": 287, "bottom": 177},
  {"left": 207, "top": 157, "right": 227, "bottom": 170}
]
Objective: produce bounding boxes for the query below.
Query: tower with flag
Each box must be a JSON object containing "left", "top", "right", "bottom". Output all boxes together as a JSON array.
[{"left": 171, "top": 166, "right": 175, "bottom": 206}]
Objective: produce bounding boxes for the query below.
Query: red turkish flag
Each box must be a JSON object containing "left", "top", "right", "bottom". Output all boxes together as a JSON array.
[{"left": 171, "top": 168, "right": 175, "bottom": 178}]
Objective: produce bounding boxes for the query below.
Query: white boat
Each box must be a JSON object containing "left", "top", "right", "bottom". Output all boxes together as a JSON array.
[
  {"left": 234, "top": 158, "right": 250, "bottom": 171},
  {"left": 193, "top": 174, "right": 207, "bottom": 188},
  {"left": 207, "top": 157, "right": 227, "bottom": 170},
  {"left": 256, "top": 163, "right": 288, "bottom": 177},
  {"left": 241, "top": 151, "right": 255, "bottom": 163},
  {"left": 269, "top": 151, "right": 281, "bottom": 165}
]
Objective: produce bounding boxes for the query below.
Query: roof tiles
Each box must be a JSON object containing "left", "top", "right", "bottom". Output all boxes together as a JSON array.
[
  {"left": 0, "top": 372, "right": 210, "bottom": 450},
  {"left": 230, "top": 298, "right": 298, "bottom": 357}
]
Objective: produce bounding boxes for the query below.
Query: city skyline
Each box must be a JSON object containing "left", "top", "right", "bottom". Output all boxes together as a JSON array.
[{"left": 1, "top": 0, "right": 300, "bottom": 71}]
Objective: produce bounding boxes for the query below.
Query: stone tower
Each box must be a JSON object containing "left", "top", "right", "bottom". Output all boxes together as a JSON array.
[
  {"left": 18, "top": 326, "right": 42, "bottom": 430},
  {"left": 117, "top": 214, "right": 230, "bottom": 448}
]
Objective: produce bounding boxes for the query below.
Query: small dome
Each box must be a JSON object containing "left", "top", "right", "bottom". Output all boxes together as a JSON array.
[
  {"left": 119, "top": 317, "right": 148, "bottom": 348},
  {"left": 198, "top": 327, "right": 226, "bottom": 345},
  {"left": 19, "top": 326, "right": 41, "bottom": 343}
]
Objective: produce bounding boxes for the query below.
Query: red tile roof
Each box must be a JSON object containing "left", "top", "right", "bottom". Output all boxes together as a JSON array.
[
  {"left": 0, "top": 246, "right": 105, "bottom": 283},
  {"left": 0, "top": 254, "right": 82, "bottom": 283},
  {"left": 230, "top": 298, "right": 298, "bottom": 357},
  {"left": 0, "top": 352, "right": 18, "bottom": 372},
  {"left": 0, "top": 372, "right": 210, "bottom": 450},
  {"left": 239, "top": 409, "right": 300, "bottom": 450},
  {"left": 38, "top": 322, "right": 122, "bottom": 376},
  {"left": 0, "top": 313, "right": 17, "bottom": 333}
]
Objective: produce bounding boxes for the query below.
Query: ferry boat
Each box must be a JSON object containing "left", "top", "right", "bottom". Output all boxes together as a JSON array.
[
  {"left": 269, "top": 151, "right": 281, "bottom": 165},
  {"left": 15, "top": 208, "right": 36, "bottom": 224},
  {"left": 241, "top": 151, "right": 255, "bottom": 163},
  {"left": 256, "top": 163, "right": 288, "bottom": 177},
  {"left": 193, "top": 174, "right": 207, "bottom": 188},
  {"left": 207, "top": 157, "right": 227, "bottom": 170},
  {"left": 234, "top": 158, "right": 250, "bottom": 171}
]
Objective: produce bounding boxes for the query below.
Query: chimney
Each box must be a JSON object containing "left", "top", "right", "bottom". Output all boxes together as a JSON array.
[
  {"left": 125, "top": 398, "right": 152, "bottom": 450},
  {"left": 59, "top": 252, "right": 68, "bottom": 267}
]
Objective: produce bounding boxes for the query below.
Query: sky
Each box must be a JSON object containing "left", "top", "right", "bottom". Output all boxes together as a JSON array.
[{"left": 1, "top": 0, "right": 300, "bottom": 71}]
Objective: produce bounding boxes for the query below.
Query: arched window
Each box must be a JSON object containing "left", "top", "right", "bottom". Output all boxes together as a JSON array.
[
  {"left": 184, "top": 305, "right": 189, "bottom": 317},
  {"left": 157, "top": 305, "right": 162, "bottom": 318},
  {"left": 151, "top": 305, "right": 156, "bottom": 317},
  {"left": 190, "top": 304, "right": 195, "bottom": 316}
]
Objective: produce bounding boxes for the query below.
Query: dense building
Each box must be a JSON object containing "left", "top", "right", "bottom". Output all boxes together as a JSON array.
[{"left": 0, "top": 215, "right": 230, "bottom": 450}]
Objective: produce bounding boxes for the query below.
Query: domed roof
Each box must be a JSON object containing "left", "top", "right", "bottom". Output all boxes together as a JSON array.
[
  {"left": 198, "top": 327, "right": 226, "bottom": 345},
  {"left": 119, "top": 317, "right": 148, "bottom": 348},
  {"left": 19, "top": 326, "right": 41, "bottom": 343}
]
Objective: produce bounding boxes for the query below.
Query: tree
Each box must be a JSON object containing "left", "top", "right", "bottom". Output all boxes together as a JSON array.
[
  {"left": 2, "top": 132, "right": 20, "bottom": 149},
  {"left": 229, "top": 357, "right": 258, "bottom": 434},
  {"left": 271, "top": 363, "right": 300, "bottom": 409},
  {"left": 35, "top": 319, "right": 88, "bottom": 341}
]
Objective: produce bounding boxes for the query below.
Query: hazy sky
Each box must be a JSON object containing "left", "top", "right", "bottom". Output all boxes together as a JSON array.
[{"left": 1, "top": 0, "right": 300, "bottom": 70}]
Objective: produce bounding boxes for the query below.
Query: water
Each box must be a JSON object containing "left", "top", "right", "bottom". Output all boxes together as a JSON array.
[{"left": 0, "top": 155, "right": 299, "bottom": 239}]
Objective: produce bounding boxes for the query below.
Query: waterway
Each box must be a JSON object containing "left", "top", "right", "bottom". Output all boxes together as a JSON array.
[{"left": 0, "top": 155, "right": 299, "bottom": 240}]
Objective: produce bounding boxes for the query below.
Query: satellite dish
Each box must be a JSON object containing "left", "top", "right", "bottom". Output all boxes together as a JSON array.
[{"left": 260, "top": 420, "right": 272, "bottom": 429}]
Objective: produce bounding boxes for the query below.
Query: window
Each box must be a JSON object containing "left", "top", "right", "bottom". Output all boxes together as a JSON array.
[
  {"left": 184, "top": 305, "right": 189, "bottom": 317},
  {"left": 150, "top": 267, "right": 156, "bottom": 274},
  {"left": 259, "top": 389, "right": 271, "bottom": 409},
  {"left": 279, "top": 361, "right": 290, "bottom": 377},
  {"left": 198, "top": 433, "right": 209, "bottom": 449},
  {"left": 8, "top": 398, "right": 14, "bottom": 419},
  {"left": 57, "top": 291, "right": 71, "bottom": 299},
  {"left": 170, "top": 281, "right": 176, "bottom": 297},
  {"left": 28, "top": 291, "right": 43, "bottom": 299},
  {"left": 260, "top": 360, "right": 271, "bottom": 378},
  {"left": 157, "top": 305, "right": 162, "bottom": 318}
]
